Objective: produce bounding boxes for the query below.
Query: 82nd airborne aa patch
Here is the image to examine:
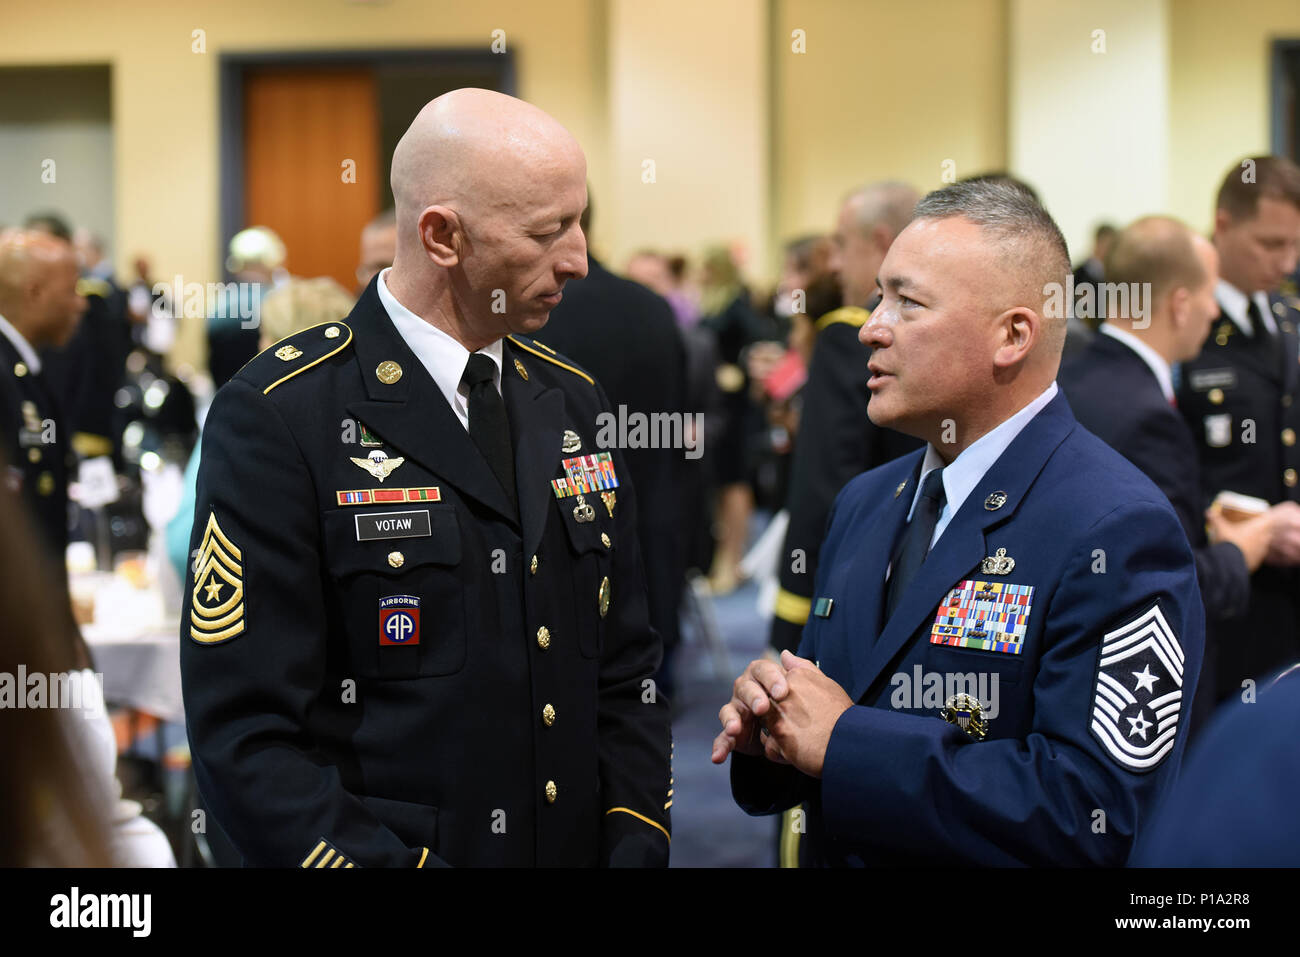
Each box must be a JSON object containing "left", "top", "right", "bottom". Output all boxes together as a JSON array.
[{"left": 1089, "top": 602, "right": 1184, "bottom": 773}]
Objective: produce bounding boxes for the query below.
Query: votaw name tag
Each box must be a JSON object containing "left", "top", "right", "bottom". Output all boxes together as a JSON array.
[{"left": 354, "top": 509, "right": 432, "bottom": 541}]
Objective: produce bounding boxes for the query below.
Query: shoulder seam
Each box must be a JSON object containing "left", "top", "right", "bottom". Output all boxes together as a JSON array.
[{"left": 507, "top": 335, "right": 594, "bottom": 385}]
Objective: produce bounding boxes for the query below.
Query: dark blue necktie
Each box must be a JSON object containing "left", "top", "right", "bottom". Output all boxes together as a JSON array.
[
  {"left": 462, "top": 353, "right": 517, "bottom": 513},
  {"left": 885, "top": 468, "right": 946, "bottom": 621}
]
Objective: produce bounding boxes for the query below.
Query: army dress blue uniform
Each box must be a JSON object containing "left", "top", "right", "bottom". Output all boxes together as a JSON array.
[
  {"left": 181, "top": 278, "right": 672, "bottom": 867},
  {"left": 732, "top": 388, "right": 1204, "bottom": 865},
  {"left": 1177, "top": 286, "right": 1300, "bottom": 699}
]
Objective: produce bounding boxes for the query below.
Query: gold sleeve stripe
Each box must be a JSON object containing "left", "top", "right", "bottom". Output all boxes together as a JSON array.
[
  {"left": 417, "top": 847, "right": 429, "bottom": 868},
  {"left": 774, "top": 588, "right": 812, "bottom": 625},
  {"left": 605, "top": 806, "right": 670, "bottom": 843},
  {"left": 779, "top": 808, "right": 802, "bottom": 868},
  {"left": 666, "top": 789, "right": 674, "bottom": 798},
  {"left": 263, "top": 321, "right": 354, "bottom": 395},
  {"left": 507, "top": 336, "right": 595, "bottom": 385},
  {"left": 317, "top": 849, "right": 336, "bottom": 868},
  {"left": 815, "top": 305, "right": 870, "bottom": 332},
  {"left": 330, "top": 856, "right": 345, "bottom": 868},
  {"left": 301, "top": 841, "right": 327, "bottom": 867},
  {"left": 664, "top": 800, "right": 673, "bottom": 810},
  {"left": 71, "top": 432, "right": 114, "bottom": 458}
]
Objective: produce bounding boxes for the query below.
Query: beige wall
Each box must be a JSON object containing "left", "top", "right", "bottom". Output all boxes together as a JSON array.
[
  {"left": 772, "top": 0, "right": 1008, "bottom": 271},
  {"left": 1168, "top": 0, "right": 1300, "bottom": 236}
]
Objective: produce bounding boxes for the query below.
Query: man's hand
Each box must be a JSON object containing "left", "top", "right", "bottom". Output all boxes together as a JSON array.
[
  {"left": 1264, "top": 501, "right": 1300, "bottom": 566},
  {"left": 711, "top": 656, "right": 789, "bottom": 764},
  {"left": 711, "top": 651, "right": 854, "bottom": 779},
  {"left": 1207, "top": 505, "right": 1275, "bottom": 572}
]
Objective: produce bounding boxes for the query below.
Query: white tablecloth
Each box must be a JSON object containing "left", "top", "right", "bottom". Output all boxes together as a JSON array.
[{"left": 82, "top": 622, "right": 183, "bottom": 724}]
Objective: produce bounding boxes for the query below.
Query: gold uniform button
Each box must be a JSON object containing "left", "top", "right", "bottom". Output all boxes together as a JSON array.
[
  {"left": 14, "top": 362, "right": 27, "bottom": 377},
  {"left": 1283, "top": 428, "right": 1297, "bottom": 447},
  {"left": 601, "top": 532, "right": 611, "bottom": 548},
  {"left": 536, "top": 625, "right": 551, "bottom": 650},
  {"left": 530, "top": 554, "right": 539, "bottom": 575},
  {"left": 27, "top": 447, "right": 40, "bottom": 463},
  {"left": 324, "top": 326, "right": 340, "bottom": 339},
  {"left": 36, "top": 472, "right": 54, "bottom": 496},
  {"left": 1207, "top": 388, "right": 1224, "bottom": 406},
  {"left": 598, "top": 576, "right": 611, "bottom": 618},
  {"left": 544, "top": 780, "right": 557, "bottom": 804},
  {"left": 542, "top": 704, "right": 556, "bottom": 727},
  {"left": 1284, "top": 395, "right": 1293, "bottom": 408},
  {"left": 1285, "top": 468, "right": 1298, "bottom": 488},
  {"left": 376, "top": 360, "right": 403, "bottom": 385},
  {"left": 388, "top": 550, "right": 405, "bottom": 568}
]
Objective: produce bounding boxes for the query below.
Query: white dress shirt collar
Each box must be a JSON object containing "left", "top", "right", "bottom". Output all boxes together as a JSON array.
[
  {"left": 0, "top": 313, "right": 41, "bottom": 374},
  {"left": 911, "top": 381, "right": 1059, "bottom": 548},
  {"left": 1216, "top": 278, "right": 1277, "bottom": 337},
  {"left": 376, "top": 268, "right": 503, "bottom": 430},
  {"left": 1099, "top": 322, "right": 1175, "bottom": 402}
]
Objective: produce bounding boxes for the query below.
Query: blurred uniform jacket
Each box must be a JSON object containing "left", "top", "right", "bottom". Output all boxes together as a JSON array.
[
  {"left": 769, "top": 305, "right": 921, "bottom": 654},
  {"left": 181, "top": 280, "right": 672, "bottom": 867},
  {"left": 39, "top": 275, "right": 131, "bottom": 462},
  {"left": 734, "top": 390, "right": 1204, "bottom": 865},
  {"left": 1060, "top": 330, "right": 1250, "bottom": 618},
  {"left": 543, "top": 257, "right": 689, "bottom": 651},
  {"left": 0, "top": 318, "right": 72, "bottom": 565},
  {"left": 1176, "top": 289, "right": 1300, "bottom": 698}
]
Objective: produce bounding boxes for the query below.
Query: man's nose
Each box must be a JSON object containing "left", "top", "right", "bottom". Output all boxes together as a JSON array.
[
  {"left": 860, "top": 307, "right": 891, "bottom": 348},
  {"left": 561, "top": 230, "right": 588, "bottom": 281}
]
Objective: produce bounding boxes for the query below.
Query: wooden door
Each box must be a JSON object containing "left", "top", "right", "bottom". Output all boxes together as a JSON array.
[{"left": 243, "top": 68, "right": 379, "bottom": 291}]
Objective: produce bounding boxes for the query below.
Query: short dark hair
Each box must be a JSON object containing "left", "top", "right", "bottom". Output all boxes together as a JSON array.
[
  {"left": 1216, "top": 156, "right": 1300, "bottom": 221},
  {"left": 23, "top": 211, "right": 73, "bottom": 242}
]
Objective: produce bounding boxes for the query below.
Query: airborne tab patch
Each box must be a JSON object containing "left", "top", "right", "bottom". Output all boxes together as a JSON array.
[
  {"left": 190, "top": 511, "right": 246, "bottom": 644},
  {"left": 1090, "top": 602, "right": 1184, "bottom": 773}
]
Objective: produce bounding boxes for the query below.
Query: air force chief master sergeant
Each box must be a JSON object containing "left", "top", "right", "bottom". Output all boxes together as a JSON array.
[
  {"left": 181, "top": 90, "right": 672, "bottom": 867},
  {"left": 713, "top": 181, "right": 1204, "bottom": 866}
]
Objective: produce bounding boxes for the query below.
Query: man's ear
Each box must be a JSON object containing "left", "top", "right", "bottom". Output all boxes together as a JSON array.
[
  {"left": 992, "top": 306, "right": 1037, "bottom": 368},
  {"left": 1168, "top": 287, "right": 1192, "bottom": 332},
  {"left": 417, "top": 206, "right": 462, "bottom": 268},
  {"left": 1212, "top": 207, "right": 1233, "bottom": 242}
]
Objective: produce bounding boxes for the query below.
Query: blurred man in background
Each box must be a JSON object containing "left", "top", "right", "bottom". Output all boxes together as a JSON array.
[
  {"left": 355, "top": 209, "right": 397, "bottom": 293},
  {"left": 1177, "top": 156, "right": 1300, "bottom": 702},
  {"left": 768, "top": 181, "right": 922, "bottom": 658}
]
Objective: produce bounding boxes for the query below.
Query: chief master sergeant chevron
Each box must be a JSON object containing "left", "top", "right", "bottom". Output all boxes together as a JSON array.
[
  {"left": 712, "top": 180, "right": 1204, "bottom": 866},
  {"left": 181, "top": 89, "right": 671, "bottom": 867}
]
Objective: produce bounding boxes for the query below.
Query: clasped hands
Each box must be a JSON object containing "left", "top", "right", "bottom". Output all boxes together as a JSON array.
[{"left": 711, "top": 649, "right": 854, "bottom": 778}]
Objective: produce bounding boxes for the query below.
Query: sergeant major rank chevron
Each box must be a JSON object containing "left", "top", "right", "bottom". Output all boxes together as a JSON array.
[{"left": 1089, "top": 602, "right": 1184, "bottom": 773}]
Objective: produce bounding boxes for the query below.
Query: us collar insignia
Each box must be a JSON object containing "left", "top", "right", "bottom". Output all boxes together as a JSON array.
[
  {"left": 350, "top": 449, "right": 405, "bottom": 482},
  {"left": 980, "top": 547, "right": 1016, "bottom": 575},
  {"left": 941, "top": 693, "right": 988, "bottom": 740}
]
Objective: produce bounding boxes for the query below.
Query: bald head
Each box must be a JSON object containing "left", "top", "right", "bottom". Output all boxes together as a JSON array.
[
  {"left": 830, "top": 181, "right": 920, "bottom": 308},
  {"left": 386, "top": 88, "right": 588, "bottom": 350},
  {"left": 0, "top": 229, "right": 87, "bottom": 348}
]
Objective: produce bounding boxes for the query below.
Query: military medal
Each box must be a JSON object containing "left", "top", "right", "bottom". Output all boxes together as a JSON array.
[
  {"left": 350, "top": 449, "right": 405, "bottom": 482},
  {"left": 573, "top": 494, "right": 596, "bottom": 523},
  {"left": 551, "top": 452, "right": 620, "bottom": 500},
  {"left": 930, "top": 579, "right": 1034, "bottom": 654},
  {"left": 941, "top": 693, "right": 988, "bottom": 740},
  {"left": 562, "top": 429, "right": 582, "bottom": 453}
]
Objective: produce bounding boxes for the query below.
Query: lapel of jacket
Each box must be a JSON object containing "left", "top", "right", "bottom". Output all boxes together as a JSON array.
[
  {"left": 344, "top": 282, "right": 518, "bottom": 525},
  {"left": 1274, "top": 296, "right": 1299, "bottom": 397},
  {"left": 502, "top": 338, "right": 565, "bottom": 559},
  {"left": 1215, "top": 300, "right": 1284, "bottom": 386},
  {"left": 849, "top": 390, "right": 1077, "bottom": 703}
]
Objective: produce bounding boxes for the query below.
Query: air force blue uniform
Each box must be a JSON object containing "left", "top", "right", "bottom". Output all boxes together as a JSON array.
[{"left": 731, "top": 391, "right": 1204, "bottom": 865}]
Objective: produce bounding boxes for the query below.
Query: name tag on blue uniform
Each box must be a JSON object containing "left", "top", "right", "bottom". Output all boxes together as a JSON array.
[{"left": 930, "top": 579, "right": 1034, "bottom": 655}]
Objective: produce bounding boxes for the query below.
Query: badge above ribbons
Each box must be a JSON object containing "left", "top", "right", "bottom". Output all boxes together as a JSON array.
[
  {"left": 190, "top": 511, "right": 246, "bottom": 643},
  {"left": 1090, "top": 602, "right": 1184, "bottom": 773},
  {"left": 551, "top": 452, "right": 620, "bottom": 500}
]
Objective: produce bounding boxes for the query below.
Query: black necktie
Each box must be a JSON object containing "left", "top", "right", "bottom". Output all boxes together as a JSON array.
[
  {"left": 885, "top": 468, "right": 946, "bottom": 621},
  {"left": 1247, "top": 297, "right": 1274, "bottom": 342},
  {"left": 461, "top": 353, "right": 517, "bottom": 513}
]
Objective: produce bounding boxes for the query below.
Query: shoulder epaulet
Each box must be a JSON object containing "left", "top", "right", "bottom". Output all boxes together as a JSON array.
[
  {"left": 235, "top": 320, "right": 353, "bottom": 395},
  {"left": 507, "top": 334, "right": 595, "bottom": 386},
  {"left": 76, "top": 277, "right": 111, "bottom": 299},
  {"left": 815, "top": 305, "right": 870, "bottom": 332}
]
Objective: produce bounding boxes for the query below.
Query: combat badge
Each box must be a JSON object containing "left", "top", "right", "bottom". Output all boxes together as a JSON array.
[
  {"left": 562, "top": 429, "right": 582, "bottom": 453},
  {"left": 190, "top": 511, "right": 245, "bottom": 644},
  {"left": 350, "top": 449, "right": 406, "bottom": 482},
  {"left": 941, "top": 693, "right": 988, "bottom": 740},
  {"left": 1090, "top": 602, "right": 1184, "bottom": 773}
]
